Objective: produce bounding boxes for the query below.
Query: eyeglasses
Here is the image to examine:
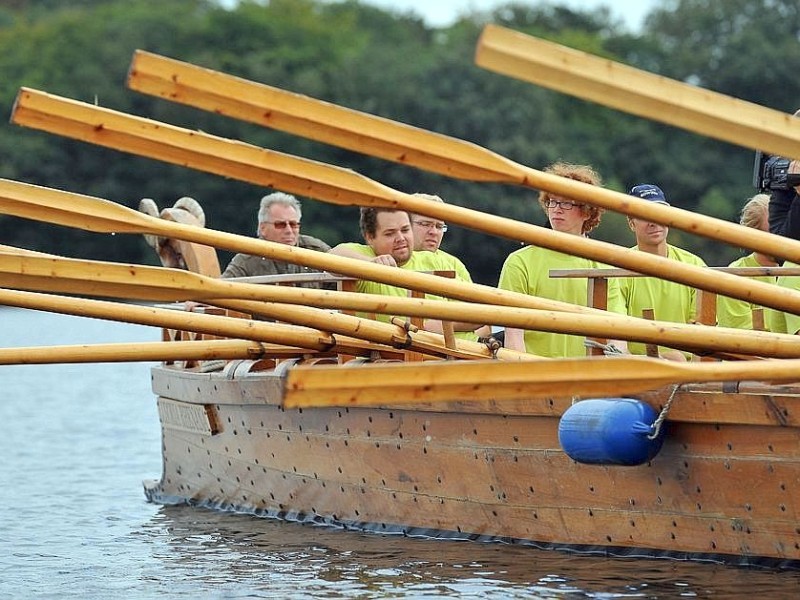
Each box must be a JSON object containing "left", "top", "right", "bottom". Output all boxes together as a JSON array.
[
  {"left": 546, "top": 199, "right": 583, "bottom": 211},
  {"left": 412, "top": 220, "right": 448, "bottom": 232},
  {"left": 267, "top": 220, "right": 301, "bottom": 230}
]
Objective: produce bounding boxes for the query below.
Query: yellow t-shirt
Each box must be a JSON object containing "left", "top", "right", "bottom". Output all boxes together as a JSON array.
[
  {"left": 716, "top": 253, "right": 776, "bottom": 330},
  {"left": 770, "top": 261, "right": 800, "bottom": 334},
  {"left": 339, "top": 243, "right": 477, "bottom": 340},
  {"left": 619, "top": 244, "right": 706, "bottom": 356},
  {"left": 498, "top": 245, "right": 624, "bottom": 357}
]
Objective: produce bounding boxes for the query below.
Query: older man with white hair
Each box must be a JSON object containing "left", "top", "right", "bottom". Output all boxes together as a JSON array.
[{"left": 221, "top": 192, "right": 330, "bottom": 284}]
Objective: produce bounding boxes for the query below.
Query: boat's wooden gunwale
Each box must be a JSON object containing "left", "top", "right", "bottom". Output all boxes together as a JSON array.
[{"left": 151, "top": 365, "right": 800, "bottom": 428}]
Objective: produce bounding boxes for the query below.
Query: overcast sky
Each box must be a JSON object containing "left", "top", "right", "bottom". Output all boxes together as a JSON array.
[{"left": 351, "top": 0, "right": 660, "bottom": 31}]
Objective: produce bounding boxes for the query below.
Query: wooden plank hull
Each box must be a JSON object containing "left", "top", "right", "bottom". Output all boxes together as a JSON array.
[{"left": 144, "top": 364, "right": 800, "bottom": 568}]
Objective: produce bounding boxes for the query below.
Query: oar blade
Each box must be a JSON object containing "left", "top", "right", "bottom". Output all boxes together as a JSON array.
[
  {"left": 0, "top": 176, "right": 159, "bottom": 235},
  {"left": 11, "top": 87, "right": 398, "bottom": 210},
  {"left": 475, "top": 24, "right": 800, "bottom": 159},
  {"left": 282, "top": 356, "right": 680, "bottom": 407},
  {"left": 127, "top": 50, "right": 523, "bottom": 183},
  {"left": 282, "top": 355, "right": 800, "bottom": 408},
  {"left": 0, "top": 251, "right": 217, "bottom": 302}
]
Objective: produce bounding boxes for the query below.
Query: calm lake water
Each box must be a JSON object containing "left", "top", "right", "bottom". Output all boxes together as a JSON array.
[{"left": 2, "top": 306, "right": 799, "bottom": 598}]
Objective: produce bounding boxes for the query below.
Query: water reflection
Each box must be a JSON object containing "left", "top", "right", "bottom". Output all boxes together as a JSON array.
[{"left": 140, "top": 505, "right": 800, "bottom": 598}]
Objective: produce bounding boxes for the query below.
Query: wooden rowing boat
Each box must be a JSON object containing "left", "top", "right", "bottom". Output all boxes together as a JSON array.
[
  {"left": 3, "top": 28, "right": 799, "bottom": 569},
  {"left": 141, "top": 264, "right": 800, "bottom": 568},
  {"left": 125, "top": 233, "right": 799, "bottom": 569},
  {"left": 145, "top": 366, "right": 800, "bottom": 568}
]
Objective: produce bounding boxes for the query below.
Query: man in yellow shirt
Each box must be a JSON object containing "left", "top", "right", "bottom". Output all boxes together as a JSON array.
[
  {"left": 717, "top": 194, "right": 778, "bottom": 330},
  {"left": 620, "top": 184, "right": 706, "bottom": 360},
  {"left": 409, "top": 194, "right": 489, "bottom": 340},
  {"left": 329, "top": 207, "right": 483, "bottom": 337},
  {"left": 771, "top": 266, "right": 800, "bottom": 333},
  {"left": 498, "top": 162, "right": 625, "bottom": 357}
]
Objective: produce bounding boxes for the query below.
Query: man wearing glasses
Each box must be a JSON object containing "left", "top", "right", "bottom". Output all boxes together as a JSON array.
[
  {"left": 221, "top": 192, "right": 330, "bottom": 284},
  {"left": 498, "top": 162, "right": 625, "bottom": 357},
  {"left": 410, "top": 194, "right": 489, "bottom": 340}
]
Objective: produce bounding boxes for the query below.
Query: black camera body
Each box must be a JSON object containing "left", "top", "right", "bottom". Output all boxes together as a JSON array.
[{"left": 753, "top": 150, "right": 800, "bottom": 192}]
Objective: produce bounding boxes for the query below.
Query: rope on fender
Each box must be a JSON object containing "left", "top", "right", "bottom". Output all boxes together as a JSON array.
[{"left": 648, "top": 384, "right": 682, "bottom": 440}]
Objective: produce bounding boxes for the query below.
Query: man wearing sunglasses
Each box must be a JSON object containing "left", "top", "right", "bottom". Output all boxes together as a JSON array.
[{"left": 221, "top": 192, "right": 330, "bottom": 286}]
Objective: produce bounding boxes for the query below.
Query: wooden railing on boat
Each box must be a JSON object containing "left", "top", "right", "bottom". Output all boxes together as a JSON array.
[{"left": 552, "top": 265, "right": 800, "bottom": 359}]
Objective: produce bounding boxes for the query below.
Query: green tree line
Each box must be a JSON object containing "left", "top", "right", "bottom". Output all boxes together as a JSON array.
[{"left": 0, "top": 0, "right": 798, "bottom": 284}]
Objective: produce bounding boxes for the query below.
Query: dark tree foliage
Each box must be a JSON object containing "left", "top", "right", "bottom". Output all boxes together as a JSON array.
[{"left": 0, "top": 0, "right": 796, "bottom": 280}]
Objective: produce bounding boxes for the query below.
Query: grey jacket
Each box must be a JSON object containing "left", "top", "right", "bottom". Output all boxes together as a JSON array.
[{"left": 220, "top": 234, "right": 331, "bottom": 288}]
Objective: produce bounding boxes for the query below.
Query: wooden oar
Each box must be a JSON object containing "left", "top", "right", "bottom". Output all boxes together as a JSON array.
[
  {"left": 475, "top": 24, "right": 800, "bottom": 160},
  {"left": 125, "top": 50, "right": 800, "bottom": 265},
  {"left": 4, "top": 252, "right": 800, "bottom": 358},
  {"left": 0, "top": 287, "right": 429, "bottom": 358},
  {"left": 0, "top": 339, "right": 307, "bottom": 365},
  {"left": 0, "top": 176, "right": 618, "bottom": 317},
  {"left": 14, "top": 90, "right": 800, "bottom": 319},
  {"left": 0, "top": 287, "right": 337, "bottom": 351},
  {"left": 282, "top": 355, "right": 800, "bottom": 407},
  {"left": 0, "top": 269, "right": 526, "bottom": 362}
]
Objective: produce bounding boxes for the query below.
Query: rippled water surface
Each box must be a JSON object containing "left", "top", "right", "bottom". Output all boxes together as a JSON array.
[{"left": 2, "top": 307, "right": 799, "bottom": 598}]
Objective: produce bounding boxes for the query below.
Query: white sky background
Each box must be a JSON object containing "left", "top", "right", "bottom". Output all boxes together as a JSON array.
[{"left": 348, "top": 0, "right": 660, "bottom": 31}]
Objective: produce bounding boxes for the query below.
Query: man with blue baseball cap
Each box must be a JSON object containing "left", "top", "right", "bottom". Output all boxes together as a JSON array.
[
  {"left": 619, "top": 184, "right": 707, "bottom": 360},
  {"left": 629, "top": 183, "right": 669, "bottom": 204}
]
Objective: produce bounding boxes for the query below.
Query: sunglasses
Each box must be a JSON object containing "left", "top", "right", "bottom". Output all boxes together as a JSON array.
[{"left": 267, "top": 220, "right": 301, "bottom": 230}]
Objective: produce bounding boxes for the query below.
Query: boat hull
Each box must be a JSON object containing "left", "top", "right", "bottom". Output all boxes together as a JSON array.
[{"left": 145, "top": 362, "right": 800, "bottom": 568}]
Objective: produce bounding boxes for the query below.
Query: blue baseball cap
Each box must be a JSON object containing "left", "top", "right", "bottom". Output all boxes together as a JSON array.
[{"left": 628, "top": 184, "right": 669, "bottom": 205}]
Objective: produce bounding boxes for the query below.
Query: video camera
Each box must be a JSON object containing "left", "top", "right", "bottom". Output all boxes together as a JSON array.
[{"left": 753, "top": 150, "right": 800, "bottom": 192}]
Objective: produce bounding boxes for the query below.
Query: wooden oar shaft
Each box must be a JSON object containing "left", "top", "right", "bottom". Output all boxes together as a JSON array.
[
  {"left": 476, "top": 24, "right": 800, "bottom": 160},
  {"left": 0, "top": 176, "right": 606, "bottom": 317},
  {"left": 4, "top": 253, "right": 800, "bottom": 358},
  {"left": 209, "top": 296, "right": 800, "bottom": 359},
  {"left": 126, "top": 50, "right": 800, "bottom": 268},
  {"left": 11, "top": 90, "right": 800, "bottom": 317},
  {"left": 282, "top": 355, "right": 800, "bottom": 407},
  {"left": 0, "top": 278, "right": 512, "bottom": 362},
  {"left": 0, "top": 339, "right": 296, "bottom": 365},
  {"left": 209, "top": 299, "right": 531, "bottom": 362},
  {"left": 0, "top": 287, "right": 348, "bottom": 354}
]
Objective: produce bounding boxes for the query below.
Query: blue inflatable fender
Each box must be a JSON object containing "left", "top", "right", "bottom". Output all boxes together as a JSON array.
[{"left": 558, "top": 398, "right": 665, "bottom": 466}]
